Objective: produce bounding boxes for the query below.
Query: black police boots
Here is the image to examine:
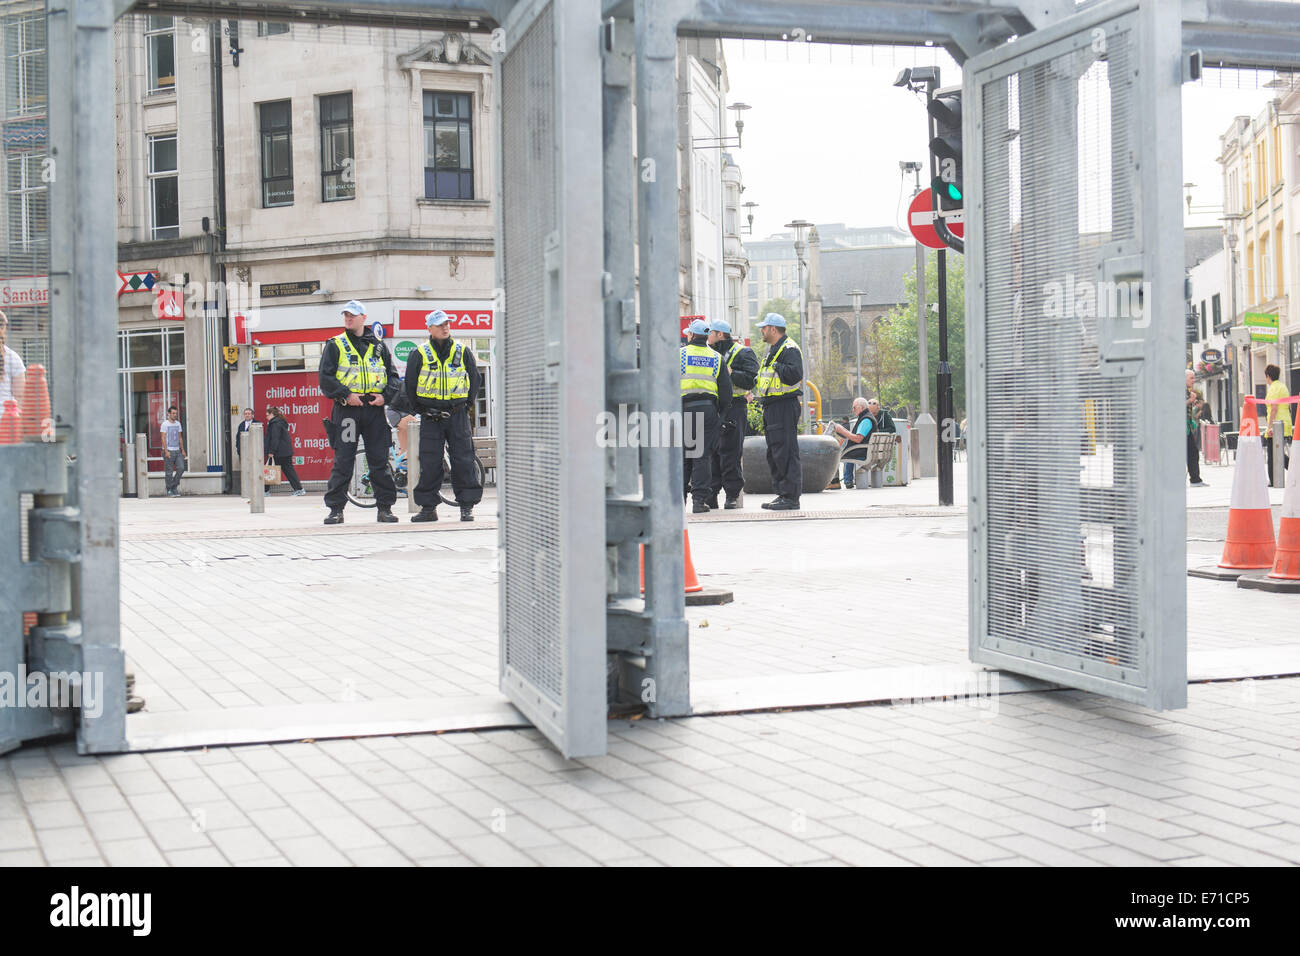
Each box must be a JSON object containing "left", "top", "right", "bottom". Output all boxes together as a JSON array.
[
  {"left": 460, "top": 504, "right": 474, "bottom": 522},
  {"left": 411, "top": 507, "right": 438, "bottom": 523},
  {"left": 323, "top": 510, "right": 344, "bottom": 525},
  {"left": 692, "top": 500, "right": 710, "bottom": 514},
  {"left": 724, "top": 496, "right": 743, "bottom": 510},
  {"left": 763, "top": 496, "right": 800, "bottom": 511},
  {"left": 377, "top": 507, "right": 398, "bottom": 523}
]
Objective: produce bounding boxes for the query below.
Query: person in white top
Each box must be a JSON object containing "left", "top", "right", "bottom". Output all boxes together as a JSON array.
[{"left": 0, "top": 311, "right": 26, "bottom": 406}]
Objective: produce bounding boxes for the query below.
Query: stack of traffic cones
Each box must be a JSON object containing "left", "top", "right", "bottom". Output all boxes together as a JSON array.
[
  {"left": 1219, "top": 400, "right": 1275, "bottom": 571},
  {"left": 19, "top": 364, "right": 50, "bottom": 441}
]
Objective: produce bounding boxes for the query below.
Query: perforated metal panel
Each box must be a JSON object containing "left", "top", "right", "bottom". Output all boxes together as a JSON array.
[
  {"left": 497, "top": 0, "right": 606, "bottom": 757},
  {"left": 967, "top": 0, "right": 1187, "bottom": 709},
  {"left": 501, "top": 6, "right": 562, "bottom": 703}
]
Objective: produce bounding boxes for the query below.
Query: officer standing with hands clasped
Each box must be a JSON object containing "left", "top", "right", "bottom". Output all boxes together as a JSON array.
[
  {"left": 756, "top": 312, "right": 804, "bottom": 511},
  {"left": 681, "top": 317, "right": 732, "bottom": 513},
  {"left": 319, "top": 300, "right": 401, "bottom": 524},
  {"left": 706, "top": 318, "right": 757, "bottom": 509},
  {"left": 406, "top": 309, "right": 483, "bottom": 522}
]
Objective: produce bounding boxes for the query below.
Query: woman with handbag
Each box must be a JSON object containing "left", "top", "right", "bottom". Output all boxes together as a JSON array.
[{"left": 266, "top": 406, "right": 306, "bottom": 496}]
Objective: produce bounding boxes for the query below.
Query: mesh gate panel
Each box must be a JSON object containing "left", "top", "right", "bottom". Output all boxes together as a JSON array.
[
  {"left": 980, "top": 27, "right": 1145, "bottom": 677},
  {"left": 500, "top": 6, "right": 563, "bottom": 705}
]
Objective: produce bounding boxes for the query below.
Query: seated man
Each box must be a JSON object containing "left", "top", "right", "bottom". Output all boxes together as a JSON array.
[{"left": 832, "top": 396, "right": 875, "bottom": 488}]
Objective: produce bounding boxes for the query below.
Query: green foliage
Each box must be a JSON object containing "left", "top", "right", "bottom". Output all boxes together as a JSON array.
[
  {"left": 756, "top": 297, "right": 800, "bottom": 346},
  {"left": 879, "top": 253, "right": 966, "bottom": 414},
  {"left": 746, "top": 399, "right": 764, "bottom": 435}
]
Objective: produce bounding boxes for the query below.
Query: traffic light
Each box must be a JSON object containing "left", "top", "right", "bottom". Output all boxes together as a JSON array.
[{"left": 928, "top": 87, "right": 963, "bottom": 212}]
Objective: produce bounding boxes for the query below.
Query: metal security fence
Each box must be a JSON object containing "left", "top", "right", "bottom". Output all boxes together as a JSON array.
[
  {"left": 967, "top": 0, "right": 1186, "bottom": 709},
  {"left": 500, "top": 5, "right": 563, "bottom": 705},
  {"left": 496, "top": 0, "right": 605, "bottom": 757}
]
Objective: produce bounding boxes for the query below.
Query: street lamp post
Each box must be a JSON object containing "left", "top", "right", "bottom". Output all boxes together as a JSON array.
[
  {"left": 785, "top": 219, "right": 812, "bottom": 423},
  {"left": 849, "top": 288, "right": 864, "bottom": 397}
]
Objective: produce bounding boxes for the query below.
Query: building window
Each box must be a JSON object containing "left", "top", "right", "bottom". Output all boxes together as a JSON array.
[
  {"left": 319, "top": 92, "right": 354, "bottom": 202},
  {"left": 4, "top": 16, "right": 45, "bottom": 117},
  {"left": 748, "top": 300, "right": 758, "bottom": 318},
  {"left": 146, "top": 16, "right": 175, "bottom": 94},
  {"left": 1276, "top": 222, "right": 1285, "bottom": 298},
  {"left": 259, "top": 100, "right": 293, "bottom": 207},
  {"left": 1260, "top": 234, "right": 1272, "bottom": 301},
  {"left": 148, "top": 135, "right": 179, "bottom": 239},
  {"left": 118, "top": 328, "right": 186, "bottom": 471},
  {"left": 423, "top": 91, "right": 473, "bottom": 200},
  {"left": 1212, "top": 293, "right": 1222, "bottom": 328},
  {"left": 1246, "top": 241, "right": 1255, "bottom": 303},
  {"left": 1274, "top": 125, "right": 1283, "bottom": 188},
  {"left": 6, "top": 151, "right": 47, "bottom": 249},
  {"left": 257, "top": 22, "right": 289, "bottom": 37}
]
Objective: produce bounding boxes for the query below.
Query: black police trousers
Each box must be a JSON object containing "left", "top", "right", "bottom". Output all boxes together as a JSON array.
[
  {"left": 762, "top": 397, "right": 802, "bottom": 500},
  {"left": 413, "top": 406, "right": 483, "bottom": 508},
  {"left": 709, "top": 399, "right": 747, "bottom": 501},
  {"left": 325, "top": 403, "right": 396, "bottom": 510},
  {"left": 682, "top": 399, "right": 719, "bottom": 505}
]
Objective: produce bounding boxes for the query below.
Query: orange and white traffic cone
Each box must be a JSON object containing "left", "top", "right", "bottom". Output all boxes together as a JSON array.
[
  {"left": 640, "top": 531, "right": 704, "bottom": 595},
  {"left": 1219, "top": 425, "right": 1275, "bottom": 570},
  {"left": 0, "top": 399, "right": 20, "bottom": 444},
  {"left": 19, "top": 363, "right": 51, "bottom": 441},
  {"left": 1269, "top": 446, "right": 1300, "bottom": 580}
]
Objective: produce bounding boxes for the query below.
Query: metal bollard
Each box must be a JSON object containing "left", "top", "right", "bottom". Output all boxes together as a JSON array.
[
  {"left": 1273, "top": 428, "right": 1287, "bottom": 489},
  {"left": 249, "top": 422, "right": 265, "bottom": 514},
  {"left": 122, "top": 440, "right": 135, "bottom": 496},
  {"left": 406, "top": 417, "right": 421, "bottom": 513},
  {"left": 135, "top": 433, "right": 149, "bottom": 500}
]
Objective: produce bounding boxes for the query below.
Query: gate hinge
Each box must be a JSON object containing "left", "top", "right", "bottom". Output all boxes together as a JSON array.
[{"left": 30, "top": 506, "right": 82, "bottom": 563}]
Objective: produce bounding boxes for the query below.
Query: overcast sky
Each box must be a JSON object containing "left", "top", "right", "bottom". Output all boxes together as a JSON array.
[{"left": 721, "top": 39, "right": 1280, "bottom": 239}]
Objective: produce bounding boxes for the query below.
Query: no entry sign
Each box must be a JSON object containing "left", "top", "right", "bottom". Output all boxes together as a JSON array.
[{"left": 908, "top": 190, "right": 964, "bottom": 250}]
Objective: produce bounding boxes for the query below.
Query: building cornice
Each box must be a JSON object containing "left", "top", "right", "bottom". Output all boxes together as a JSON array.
[
  {"left": 221, "top": 236, "right": 494, "bottom": 265},
  {"left": 118, "top": 235, "right": 211, "bottom": 263}
]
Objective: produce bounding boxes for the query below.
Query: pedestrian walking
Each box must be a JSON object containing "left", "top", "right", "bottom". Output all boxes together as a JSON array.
[
  {"left": 681, "top": 318, "right": 732, "bottom": 513},
  {"left": 319, "top": 300, "right": 401, "bottom": 524},
  {"left": 160, "top": 404, "right": 186, "bottom": 497},
  {"left": 1265, "top": 363, "right": 1293, "bottom": 478},
  {"left": 1186, "top": 368, "right": 1208, "bottom": 487},
  {"left": 265, "top": 406, "right": 305, "bottom": 496},
  {"left": 706, "top": 318, "right": 757, "bottom": 509},
  {"left": 755, "top": 313, "right": 804, "bottom": 511},
  {"left": 0, "top": 311, "right": 25, "bottom": 406},
  {"left": 404, "top": 309, "right": 483, "bottom": 522}
]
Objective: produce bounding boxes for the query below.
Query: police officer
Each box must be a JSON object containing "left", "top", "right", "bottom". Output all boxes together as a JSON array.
[
  {"left": 319, "top": 300, "right": 401, "bottom": 524},
  {"left": 405, "top": 309, "right": 483, "bottom": 522},
  {"left": 706, "top": 318, "right": 757, "bottom": 510},
  {"left": 755, "top": 312, "right": 804, "bottom": 511},
  {"left": 681, "top": 317, "right": 732, "bottom": 513}
]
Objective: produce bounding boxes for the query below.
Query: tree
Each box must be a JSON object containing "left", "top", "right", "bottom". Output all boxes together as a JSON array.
[
  {"left": 880, "top": 253, "right": 965, "bottom": 417},
  {"left": 862, "top": 314, "right": 903, "bottom": 403},
  {"left": 818, "top": 344, "right": 855, "bottom": 401},
  {"left": 755, "top": 297, "right": 800, "bottom": 347}
]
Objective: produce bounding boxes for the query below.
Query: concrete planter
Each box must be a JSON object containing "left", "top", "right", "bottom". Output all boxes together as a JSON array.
[{"left": 742, "top": 434, "right": 841, "bottom": 495}]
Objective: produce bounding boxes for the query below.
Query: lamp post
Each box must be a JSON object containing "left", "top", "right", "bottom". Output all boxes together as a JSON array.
[
  {"left": 742, "top": 201, "right": 758, "bottom": 235},
  {"left": 785, "top": 219, "right": 812, "bottom": 424},
  {"left": 849, "top": 288, "right": 864, "bottom": 397}
]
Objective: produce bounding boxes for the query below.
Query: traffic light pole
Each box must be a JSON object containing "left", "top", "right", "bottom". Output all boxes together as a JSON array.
[
  {"left": 924, "top": 77, "right": 956, "bottom": 507},
  {"left": 936, "top": 248, "right": 954, "bottom": 507}
]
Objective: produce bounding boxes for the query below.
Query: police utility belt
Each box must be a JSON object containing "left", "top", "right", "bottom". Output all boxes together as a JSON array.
[{"left": 421, "top": 404, "right": 467, "bottom": 422}]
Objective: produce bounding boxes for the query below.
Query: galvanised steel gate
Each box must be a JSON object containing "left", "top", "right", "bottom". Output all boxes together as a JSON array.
[
  {"left": 965, "top": 0, "right": 1187, "bottom": 709},
  {"left": 495, "top": 0, "right": 607, "bottom": 757}
]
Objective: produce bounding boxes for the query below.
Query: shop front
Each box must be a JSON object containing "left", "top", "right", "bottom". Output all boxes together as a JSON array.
[{"left": 233, "top": 299, "right": 496, "bottom": 483}]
